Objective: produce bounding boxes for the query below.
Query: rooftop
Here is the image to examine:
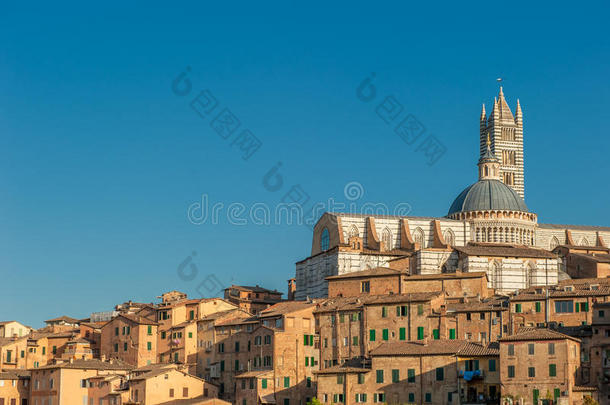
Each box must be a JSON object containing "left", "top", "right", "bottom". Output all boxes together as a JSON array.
[
  {"left": 454, "top": 243, "right": 556, "bottom": 259},
  {"left": 370, "top": 340, "right": 499, "bottom": 357},
  {"left": 499, "top": 328, "right": 580, "bottom": 343}
]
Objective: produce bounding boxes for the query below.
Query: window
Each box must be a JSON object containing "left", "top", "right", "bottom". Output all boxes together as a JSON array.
[
  {"left": 353, "top": 336, "right": 359, "bottom": 346},
  {"left": 147, "top": 342, "right": 152, "bottom": 351},
  {"left": 52, "top": 346, "right": 57, "bottom": 354},
  {"left": 449, "top": 329, "right": 456, "bottom": 340},
  {"left": 114, "top": 343, "right": 118, "bottom": 352},
  {"left": 555, "top": 300, "right": 574, "bottom": 313},
  {"left": 337, "top": 375, "right": 344, "bottom": 384},
  {"left": 417, "top": 304, "right": 424, "bottom": 315},
  {"left": 339, "top": 314, "right": 345, "bottom": 323},
  {"left": 480, "top": 312, "right": 485, "bottom": 320},
  {"left": 436, "top": 367, "right": 444, "bottom": 381},
  {"left": 381, "top": 306, "right": 387, "bottom": 318},
  {"left": 124, "top": 342, "right": 128, "bottom": 352},
  {"left": 358, "top": 373, "right": 365, "bottom": 384},
  {"left": 376, "top": 370, "right": 384, "bottom": 383},
  {"left": 283, "top": 377, "right": 290, "bottom": 388},
  {"left": 183, "top": 387, "right": 188, "bottom": 397},
  {"left": 261, "top": 378, "right": 267, "bottom": 389},
  {"left": 399, "top": 327, "right": 406, "bottom": 341},
  {"left": 320, "top": 228, "right": 330, "bottom": 251},
  {"left": 489, "top": 359, "right": 496, "bottom": 372},
  {"left": 115, "top": 327, "right": 119, "bottom": 336},
  {"left": 508, "top": 365, "right": 515, "bottom": 378},
  {"left": 548, "top": 343, "right": 555, "bottom": 355},
  {"left": 576, "top": 302, "right": 589, "bottom": 312},
  {"left": 515, "top": 304, "right": 522, "bottom": 313},
  {"left": 417, "top": 327, "right": 424, "bottom": 340},
  {"left": 549, "top": 364, "right": 556, "bottom": 377},
  {"left": 407, "top": 368, "right": 415, "bottom": 383},
  {"left": 528, "top": 343, "right": 534, "bottom": 355},
  {"left": 392, "top": 369, "right": 399, "bottom": 383},
  {"left": 382, "top": 329, "right": 389, "bottom": 341},
  {"left": 161, "top": 331, "right": 166, "bottom": 339},
  {"left": 432, "top": 329, "right": 439, "bottom": 339},
  {"left": 361, "top": 281, "right": 370, "bottom": 293},
  {"left": 425, "top": 392, "right": 432, "bottom": 403},
  {"left": 528, "top": 367, "right": 535, "bottom": 377},
  {"left": 508, "top": 344, "right": 514, "bottom": 356},
  {"left": 408, "top": 393, "right": 415, "bottom": 403}
]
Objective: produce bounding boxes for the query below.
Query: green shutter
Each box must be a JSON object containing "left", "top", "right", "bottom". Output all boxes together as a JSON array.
[
  {"left": 433, "top": 329, "right": 440, "bottom": 339},
  {"left": 370, "top": 329, "right": 376, "bottom": 342},
  {"left": 382, "top": 329, "right": 389, "bottom": 341},
  {"left": 554, "top": 388, "right": 560, "bottom": 399},
  {"left": 576, "top": 303, "right": 580, "bottom": 312},
  {"left": 417, "top": 326, "right": 424, "bottom": 340},
  {"left": 284, "top": 377, "right": 289, "bottom": 387},
  {"left": 392, "top": 369, "right": 399, "bottom": 383},
  {"left": 533, "top": 389, "right": 539, "bottom": 404},
  {"left": 535, "top": 302, "right": 541, "bottom": 313},
  {"left": 584, "top": 302, "right": 589, "bottom": 312},
  {"left": 261, "top": 378, "right": 267, "bottom": 389},
  {"left": 549, "top": 364, "right": 556, "bottom": 377},
  {"left": 449, "top": 329, "right": 456, "bottom": 339},
  {"left": 399, "top": 327, "right": 406, "bottom": 340},
  {"left": 305, "top": 357, "right": 309, "bottom": 366},
  {"left": 489, "top": 359, "right": 496, "bottom": 372},
  {"left": 408, "top": 393, "right": 415, "bottom": 402},
  {"left": 436, "top": 367, "right": 444, "bottom": 381},
  {"left": 376, "top": 370, "right": 384, "bottom": 383},
  {"left": 516, "top": 303, "right": 522, "bottom": 313},
  {"left": 407, "top": 368, "right": 415, "bottom": 383},
  {"left": 474, "top": 360, "right": 479, "bottom": 370}
]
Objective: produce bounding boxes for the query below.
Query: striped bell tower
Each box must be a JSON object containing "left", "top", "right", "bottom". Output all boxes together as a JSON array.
[{"left": 479, "top": 87, "right": 524, "bottom": 199}]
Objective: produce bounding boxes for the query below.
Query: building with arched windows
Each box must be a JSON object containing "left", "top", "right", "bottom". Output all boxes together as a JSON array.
[{"left": 294, "top": 88, "right": 610, "bottom": 299}]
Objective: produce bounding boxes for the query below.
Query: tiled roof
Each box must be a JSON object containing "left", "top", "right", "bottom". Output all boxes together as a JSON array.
[
  {"left": 215, "top": 316, "right": 260, "bottom": 326},
  {"left": 36, "top": 358, "right": 133, "bottom": 370},
  {"left": 539, "top": 223, "right": 610, "bottom": 232},
  {"left": 118, "top": 313, "right": 158, "bottom": 326},
  {"left": 454, "top": 244, "right": 556, "bottom": 259},
  {"left": 0, "top": 320, "right": 17, "bottom": 325},
  {"left": 314, "top": 366, "right": 371, "bottom": 375},
  {"left": 0, "top": 370, "right": 30, "bottom": 379},
  {"left": 325, "top": 267, "right": 403, "bottom": 280},
  {"left": 45, "top": 315, "right": 80, "bottom": 324},
  {"left": 235, "top": 370, "right": 274, "bottom": 378},
  {"left": 446, "top": 299, "right": 506, "bottom": 313},
  {"left": 403, "top": 271, "right": 488, "bottom": 281},
  {"left": 571, "top": 253, "right": 610, "bottom": 263},
  {"left": 572, "top": 386, "right": 598, "bottom": 392},
  {"left": 314, "top": 292, "right": 442, "bottom": 314},
  {"left": 370, "top": 340, "right": 498, "bottom": 357},
  {"left": 259, "top": 301, "right": 317, "bottom": 317},
  {"left": 499, "top": 328, "right": 580, "bottom": 342},
  {"left": 226, "top": 285, "right": 282, "bottom": 294}
]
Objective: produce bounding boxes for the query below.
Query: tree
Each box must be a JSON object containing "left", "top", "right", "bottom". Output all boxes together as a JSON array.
[
  {"left": 307, "top": 398, "right": 323, "bottom": 405},
  {"left": 583, "top": 396, "right": 599, "bottom": 405}
]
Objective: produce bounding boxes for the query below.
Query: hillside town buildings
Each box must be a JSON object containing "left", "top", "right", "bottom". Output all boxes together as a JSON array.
[{"left": 3, "top": 87, "right": 610, "bottom": 404}]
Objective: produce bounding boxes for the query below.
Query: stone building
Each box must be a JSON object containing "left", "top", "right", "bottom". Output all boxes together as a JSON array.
[
  {"left": 509, "top": 278, "right": 610, "bottom": 332},
  {"left": 0, "top": 321, "right": 31, "bottom": 339},
  {"left": 499, "top": 328, "right": 596, "bottom": 405},
  {"left": 210, "top": 301, "right": 318, "bottom": 403},
  {"left": 196, "top": 309, "right": 252, "bottom": 380},
  {"left": 314, "top": 340, "right": 499, "bottom": 405},
  {"left": 591, "top": 302, "right": 610, "bottom": 403},
  {"left": 29, "top": 358, "right": 132, "bottom": 405},
  {"left": 295, "top": 88, "right": 610, "bottom": 300},
  {"left": 100, "top": 314, "right": 158, "bottom": 367},
  {"left": 223, "top": 285, "right": 283, "bottom": 315},
  {"left": 0, "top": 370, "right": 30, "bottom": 405}
]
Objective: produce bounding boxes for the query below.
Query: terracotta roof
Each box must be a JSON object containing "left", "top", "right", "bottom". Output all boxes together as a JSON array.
[
  {"left": 499, "top": 328, "right": 580, "bottom": 343},
  {"left": 130, "top": 367, "right": 202, "bottom": 381},
  {"left": 454, "top": 244, "right": 556, "bottom": 259},
  {"left": 259, "top": 301, "right": 316, "bottom": 317},
  {"left": 36, "top": 358, "right": 133, "bottom": 370},
  {"left": 572, "top": 385, "right": 598, "bottom": 392},
  {"left": 314, "top": 366, "right": 371, "bottom": 375},
  {"left": 215, "top": 316, "right": 260, "bottom": 326},
  {"left": 539, "top": 223, "right": 610, "bottom": 232},
  {"left": 314, "top": 292, "right": 442, "bottom": 314},
  {"left": 107, "top": 314, "right": 158, "bottom": 326},
  {"left": 235, "top": 370, "right": 274, "bottom": 378},
  {"left": 0, "top": 320, "right": 17, "bottom": 325},
  {"left": 199, "top": 309, "right": 251, "bottom": 322},
  {"left": 446, "top": 300, "right": 507, "bottom": 313},
  {"left": 370, "top": 340, "right": 498, "bottom": 357},
  {"left": 554, "top": 245, "right": 609, "bottom": 252},
  {"left": 571, "top": 253, "right": 610, "bottom": 263},
  {"left": 325, "top": 267, "right": 403, "bottom": 280},
  {"left": 403, "top": 271, "right": 488, "bottom": 281},
  {"left": 45, "top": 315, "right": 80, "bottom": 324},
  {"left": 226, "top": 285, "right": 282, "bottom": 295},
  {"left": 0, "top": 370, "right": 30, "bottom": 379}
]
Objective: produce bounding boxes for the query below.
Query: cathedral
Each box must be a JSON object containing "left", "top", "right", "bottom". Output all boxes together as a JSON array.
[{"left": 294, "top": 88, "right": 610, "bottom": 299}]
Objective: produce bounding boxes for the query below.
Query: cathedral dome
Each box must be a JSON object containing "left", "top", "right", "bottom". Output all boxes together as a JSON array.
[{"left": 448, "top": 179, "right": 528, "bottom": 216}]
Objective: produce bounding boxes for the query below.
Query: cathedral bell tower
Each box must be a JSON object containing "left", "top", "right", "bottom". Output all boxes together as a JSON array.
[{"left": 480, "top": 87, "right": 524, "bottom": 199}]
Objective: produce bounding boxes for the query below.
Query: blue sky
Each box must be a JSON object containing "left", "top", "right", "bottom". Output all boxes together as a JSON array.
[{"left": 1, "top": 1, "right": 609, "bottom": 327}]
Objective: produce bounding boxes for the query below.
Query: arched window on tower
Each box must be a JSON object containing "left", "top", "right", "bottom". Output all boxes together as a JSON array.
[
  {"left": 549, "top": 236, "right": 560, "bottom": 251},
  {"left": 413, "top": 227, "right": 425, "bottom": 248},
  {"left": 443, "top": 229, "right": 455, "bottom": 246},
  {"left": 381, "top": 228, "right": 392, "bottom": 251},
  {"left": 348, "top": 225, "right": 359, "bottom": 238},
  {"left": 320, "top": 228, "right": 330, "bottom": 251}
]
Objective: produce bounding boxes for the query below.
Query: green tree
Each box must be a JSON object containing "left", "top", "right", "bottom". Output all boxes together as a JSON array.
[{"left": 307, "top": 398, "right": 323, "bottom": 405}]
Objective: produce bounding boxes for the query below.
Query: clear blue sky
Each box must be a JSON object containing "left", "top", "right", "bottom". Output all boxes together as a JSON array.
[{"left": 1, "top": 1, "right": 609, "bottom": 327}]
